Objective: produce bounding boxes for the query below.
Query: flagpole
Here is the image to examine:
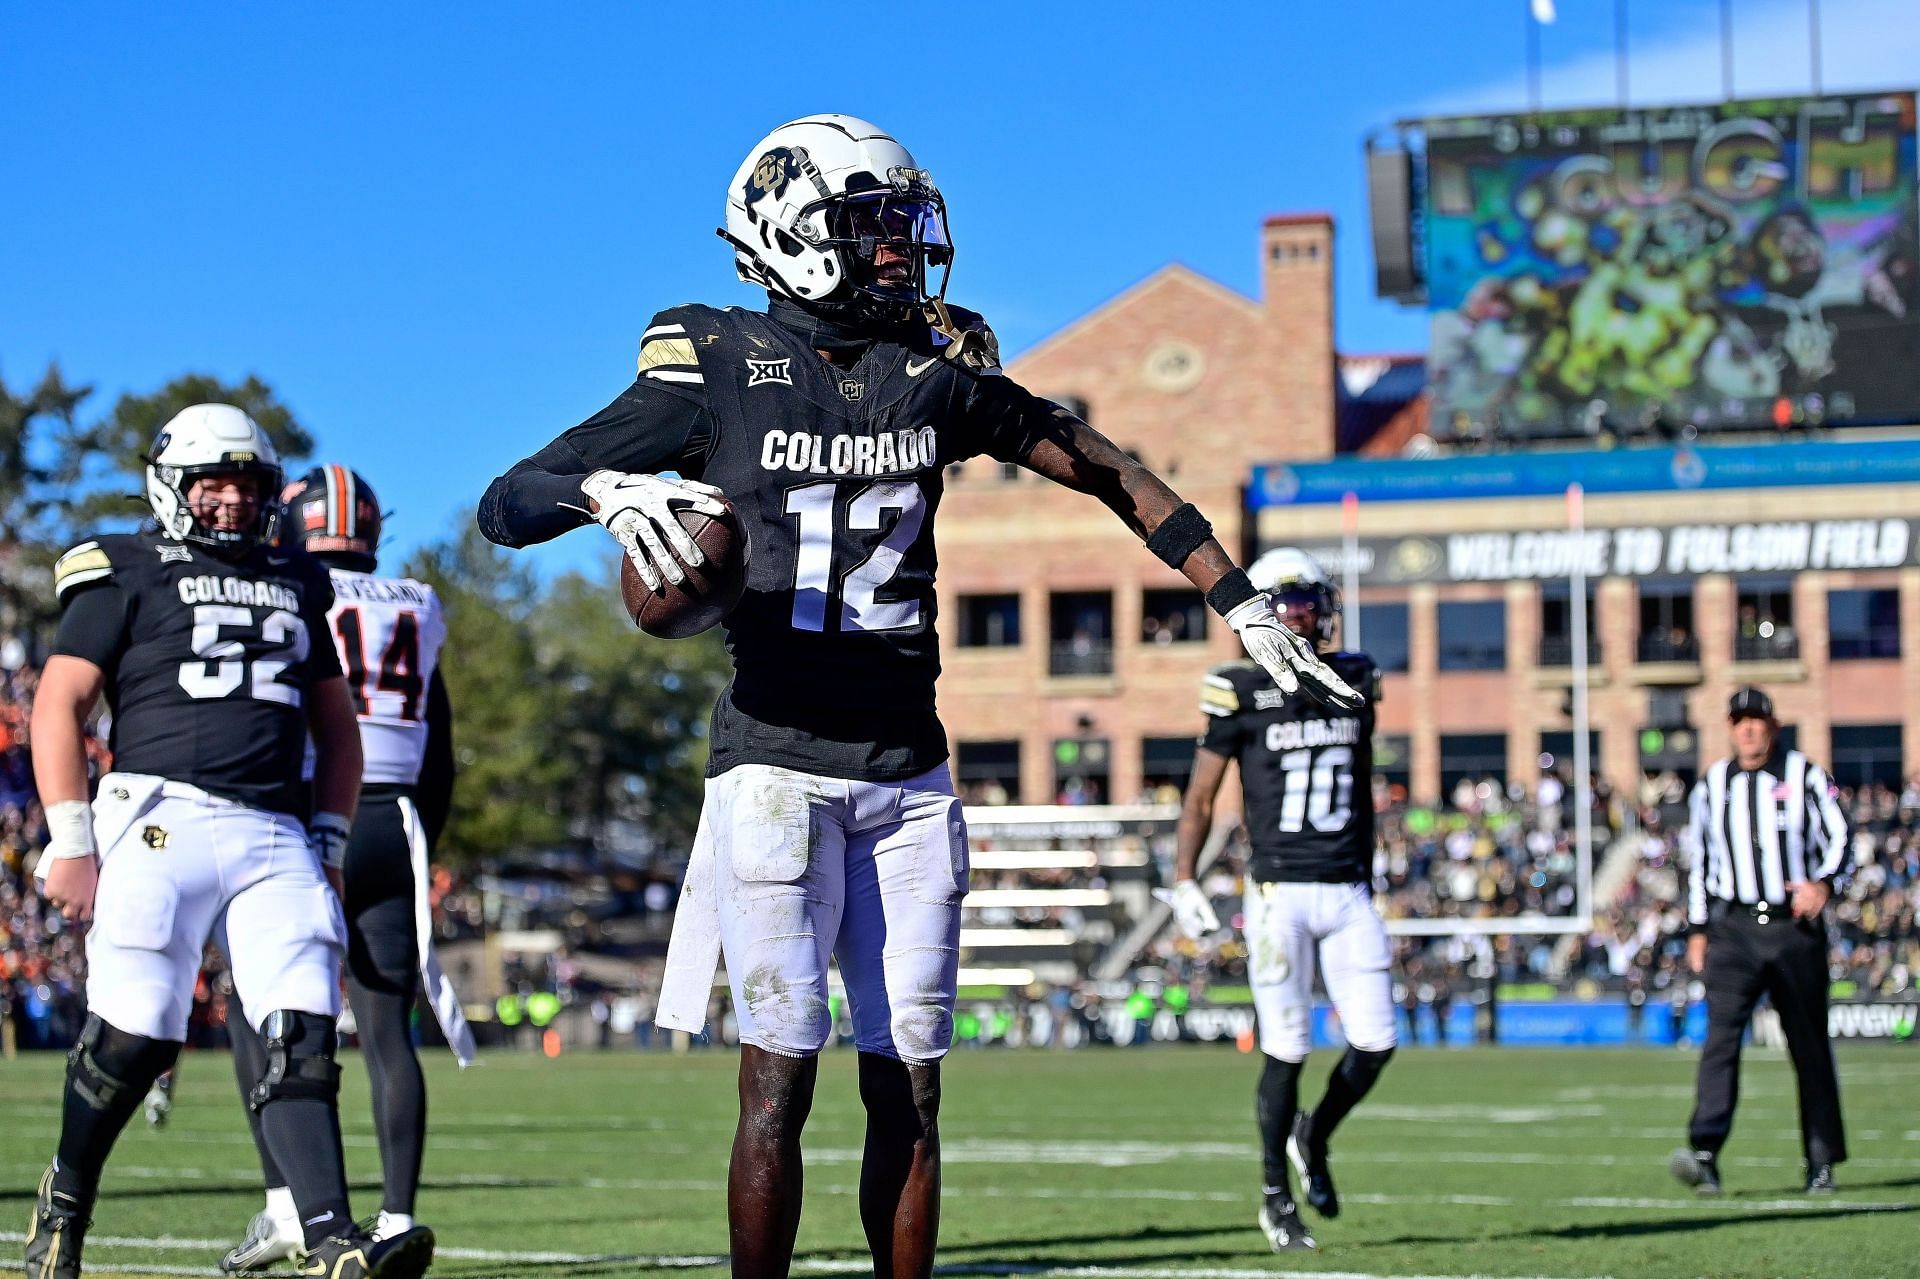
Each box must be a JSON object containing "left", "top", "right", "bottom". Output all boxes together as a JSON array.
[
  {"left": 1568, "top": 483, "right": 1594, "bottom": 928},
  {"left": 1342, "top": 492, "right": 1362, "bottom": 652}
]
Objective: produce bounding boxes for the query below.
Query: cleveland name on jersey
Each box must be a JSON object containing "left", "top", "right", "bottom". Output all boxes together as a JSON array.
[
  {"left": 324, "top": 568, "right": 447, "bottom": 786},
  {"left": 1200, "top": 653, "right": 1380, "bottom": 885},
  {"left": 636, "top": 302, "right": 1051, "bottom": 781},
  {"left": 51, "top": 530, "right": 343, "bottom": 819}
]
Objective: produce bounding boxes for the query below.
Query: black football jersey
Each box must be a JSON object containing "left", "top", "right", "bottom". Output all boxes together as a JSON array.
[
  {"left": 50, "top": 531, "right": 344, "bottom": 820},
  {"left": 1199, "top": 653, "right": 1380, "bottom": 884},
  {"left": 636, "top": 302, "right": 1050, "bottom": 781}
]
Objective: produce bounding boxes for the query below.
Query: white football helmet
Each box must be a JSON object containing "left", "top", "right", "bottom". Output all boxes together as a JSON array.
[
  {"left": 145, "top": 403, "right": 283, "bottom": 554},
  {"left": 722, "top": 114, "right": 953, "bottom": 317},
  {"left": 1248, "top": 547, "right": 1341, "bottom": 650}
]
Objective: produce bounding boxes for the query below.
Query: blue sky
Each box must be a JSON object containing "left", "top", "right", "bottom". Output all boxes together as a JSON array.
[{"left": 7, "top": 0, "right": 1915, "bottom": 573}]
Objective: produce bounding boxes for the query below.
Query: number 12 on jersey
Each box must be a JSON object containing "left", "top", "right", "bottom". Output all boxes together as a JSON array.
[{"left": 784, "top": 480, "right": 927, "bottom": 634}]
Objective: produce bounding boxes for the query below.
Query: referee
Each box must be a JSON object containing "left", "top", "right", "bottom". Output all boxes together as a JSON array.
[{"left": 1670, "top": 687, "right": 1851, "bottom": 1196}]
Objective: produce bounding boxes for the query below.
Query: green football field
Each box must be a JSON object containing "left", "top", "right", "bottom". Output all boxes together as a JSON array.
[{"left": 2, "top": 1043, "right": 1914, "bottom": 1279}]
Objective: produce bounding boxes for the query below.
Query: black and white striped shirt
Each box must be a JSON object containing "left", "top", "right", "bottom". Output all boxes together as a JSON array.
[{"left": 1684, "top": 749, "right": 1851, "bottom": 927}]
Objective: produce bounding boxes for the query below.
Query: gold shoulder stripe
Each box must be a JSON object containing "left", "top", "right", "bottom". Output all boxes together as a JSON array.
[
  {"left": 1199, "top": 676, "right": 1240, "bottom": 717},
  {"left": 636, "top": 336, "right": 699, "bottom": 376},
  {"left": 53, "top": 544, "right": 112, "bottom": 596}
]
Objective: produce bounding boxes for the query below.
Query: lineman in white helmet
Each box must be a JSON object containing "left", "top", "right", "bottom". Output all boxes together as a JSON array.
[
  {"left": 479, "top": 117, "right": 1362, "bottom": 1279},
  {"left": 31, "top": 405, "right": 433, "bottom": 1277},
  {"left": 1169, "top": 547, "right": 1395, "bottom": 1253}
]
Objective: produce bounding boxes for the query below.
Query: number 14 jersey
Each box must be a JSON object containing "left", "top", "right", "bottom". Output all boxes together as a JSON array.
[
  {"left": 324, "top": 568, "right": 446, "bottom": 786},
  {"left": 1199, "top": 654, "right": 1381, "bottom": 885}
]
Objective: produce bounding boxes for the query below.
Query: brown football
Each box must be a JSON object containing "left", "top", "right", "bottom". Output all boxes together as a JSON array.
[{"left": 616, "top": 499, "right": 748, "bottom": 639}]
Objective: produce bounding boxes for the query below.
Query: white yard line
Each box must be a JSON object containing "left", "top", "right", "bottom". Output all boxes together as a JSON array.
[{"left": 0, "top": 1238, "right": 1622, "bottom": 1279}]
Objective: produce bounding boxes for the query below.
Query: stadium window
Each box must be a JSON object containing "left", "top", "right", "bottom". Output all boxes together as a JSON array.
[
  {"left": 1538, "top": 582, "right": 1599, "bottom": 667},
  {"left": 957, "top": 593, "right": 1021, "bottom": 648},
  {"left": 1436, "top": 600, "right": 1506, "bottom": 671},
  {"left": 1440, "top": 732, "right": 1509, "bottom": 793},
  {"left": 1734, "top": 576, "right": 1798, "bottom": 661},
  {"left": 1141, "top": 736, "right": 1197, "bottom": 801},
  {"left": 1141, "top": 588, "right": 1207, "bottom": 645},
  {"left": 1830, "top": 723, "right": 1903, "bottom": 790},
  {"left": 1054, "top": 393, "right": 1091, "bottom": 423},
  {"left": 1052, "top": 736, "right": 1110, "bottom": 805},
  {"left": 1355, "top": 602, "right": 1409, "bottom": 672},
  {"left": 1828, "top": 588, "right": 1900, "bottom": 660},
  {"left": 1539, "top": 731, "right": 1601, "bottom": 777},
  {"left": 955, "top": 739, "right": 1021, "bottom": 805},
  {"left": 1636, "top": 580, "right": 1698, "bottom": 663},
  {"left": 1049, "top": 592, "right": 1113, "bottom": 675}
]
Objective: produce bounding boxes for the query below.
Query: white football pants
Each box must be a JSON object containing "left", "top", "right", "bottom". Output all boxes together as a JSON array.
[
  {"left": 82, "top": 772, "right": 345, "bottom": 1042},
  {"left": 1244, "top": 879, "right": 1398, "bottom": 1061},
  {"left": 706, "top": 762, "right": 967, "bottom": 1062}
]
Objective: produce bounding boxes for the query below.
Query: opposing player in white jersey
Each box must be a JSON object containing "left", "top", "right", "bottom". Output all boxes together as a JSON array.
[
  {"left": 1168, "top": 549, "right": 1395, "bottom": 1253},
  {"left": 221, "top": 466, "right": 468, "bottom": 1273},
  {"left": 28, "top": 407, "right": 434, "bottom": 1279}
]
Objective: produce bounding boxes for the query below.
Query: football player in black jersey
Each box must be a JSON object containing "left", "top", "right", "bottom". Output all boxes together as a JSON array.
[
  {"left": 1169, "top": 548, "right": 1396, "bottom": 1253},
  {"left": 478, "top": 115, "right": 1361, "bottom": 1279},
  {"left": 26, "top": 406, "right": 434, "bottom": 1279}
]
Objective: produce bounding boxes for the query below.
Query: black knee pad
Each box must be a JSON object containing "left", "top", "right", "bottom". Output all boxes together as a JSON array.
[
  {"left": 247, "top": 1010, "right": 341, "bottom": 1112},
  {"left": 1342, "top": 1045, "right": 1395, "bottom": 1089},
  {"left": 67, "top": 1015, "right": 180, "bottom": 1112}
]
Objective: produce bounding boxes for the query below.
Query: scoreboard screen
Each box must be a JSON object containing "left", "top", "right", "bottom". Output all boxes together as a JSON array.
[{"left": 1421, "top": 91, "right": 1920, "bottom": 440}]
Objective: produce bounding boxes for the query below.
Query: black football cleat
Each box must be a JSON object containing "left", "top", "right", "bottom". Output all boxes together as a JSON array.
[
  {"left": 296, "top": 1225, "right": 434, "bottom": 1279},
  {"left": 1669, "top": 1147, "right": 1723, "bottom": 1196},
  {"left": 1804, "top": 1163, "right": 1837, "bottom": 1195},
  {"left": 24, "top": 1165, "right": 89, "bottom": 1279},
  {"left": 1286, "top": 1110, "right": 1340, "bottom": 1219},
  {"left": 1257, "top": 1193, "right": 1316, "bottom": 1252}
]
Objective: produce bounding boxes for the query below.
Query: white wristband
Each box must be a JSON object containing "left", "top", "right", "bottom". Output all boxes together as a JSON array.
[
  {"left": 310, "top": 811, "right": 352, "bottom": 870},
  {"left": 44, "top": 799, "right": 98, "bottom": 860}
]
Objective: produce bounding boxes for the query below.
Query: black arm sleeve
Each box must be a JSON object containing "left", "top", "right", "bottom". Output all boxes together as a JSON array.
[
  {"left": 417, "top": 668, "right": 455, "bottom": 846},
  {"left": 1199, "top": 711, "right": 1245, "bottom": 757},
  {"left": 476, "top": 377, "right": 715, "bottom": 548},
  {"left": 945, "top": 372, "right": 1063, "bottom": 467},
  {"left": 50, "top": 581, "right": 130, "bottom": 673}
]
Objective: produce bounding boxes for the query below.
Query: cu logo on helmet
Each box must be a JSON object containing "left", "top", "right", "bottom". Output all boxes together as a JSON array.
[{"left": 744, "top": 147, "right": 804, "bottom": 207}]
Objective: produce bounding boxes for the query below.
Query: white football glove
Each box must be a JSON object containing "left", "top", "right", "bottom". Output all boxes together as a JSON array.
[
  {"left": 1225, "top": 593, "right": 1364, "bottom": 710},
  {"left": 1156, "top": 880, "right": 1222, "bottom": 940},
  {"left": 579, "top": 470, "right": 728, "bottom": 591}
]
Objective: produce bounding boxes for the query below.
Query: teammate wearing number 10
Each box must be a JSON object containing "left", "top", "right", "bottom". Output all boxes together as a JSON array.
[
  {"left": 478, "top": 115, "right": 1361, "bottom": 1279},
  {"left": 1169, "top": 548, "right": 1394, "bottom": 1254}
]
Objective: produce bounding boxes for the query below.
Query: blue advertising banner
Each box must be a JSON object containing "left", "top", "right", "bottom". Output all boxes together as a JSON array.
[{"left": 1250, "top": 437, "right": 1920, "bottom": 508}]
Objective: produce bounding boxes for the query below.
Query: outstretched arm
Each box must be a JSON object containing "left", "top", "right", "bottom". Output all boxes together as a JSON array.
[
  {"left": 1017, "top": 406, "right": 1238, "bottom": 590},
  {"left": 1015, "top": 408, "right": 1362, "bottom": 709}
]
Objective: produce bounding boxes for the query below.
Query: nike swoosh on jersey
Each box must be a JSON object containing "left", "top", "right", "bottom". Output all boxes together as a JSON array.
[{"left": 905, "top": 356, "right": 938, "bottom": 377}]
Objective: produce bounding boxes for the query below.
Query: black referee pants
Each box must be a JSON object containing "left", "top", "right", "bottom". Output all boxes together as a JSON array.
[{"left": 1687, "top": 905, "right": 1846, "bottom": 1167}]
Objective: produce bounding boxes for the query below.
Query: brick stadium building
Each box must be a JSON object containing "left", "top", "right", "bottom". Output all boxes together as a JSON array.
[{"left": 935, "top": 217, "right": 1920, "bottom": 805}]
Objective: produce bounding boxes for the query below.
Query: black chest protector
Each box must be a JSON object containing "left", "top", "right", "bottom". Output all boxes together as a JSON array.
[{"left": 667, "top": 302, "right": 996, "bottom": 781}]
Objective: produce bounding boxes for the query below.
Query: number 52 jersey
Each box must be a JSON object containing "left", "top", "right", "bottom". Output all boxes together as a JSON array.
[
  {"left": 1199, "top": 653, "right": 1381, "bottom": 885},
  {"left": 51, "top": 531, "right": 344, "bottom": 820}
]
